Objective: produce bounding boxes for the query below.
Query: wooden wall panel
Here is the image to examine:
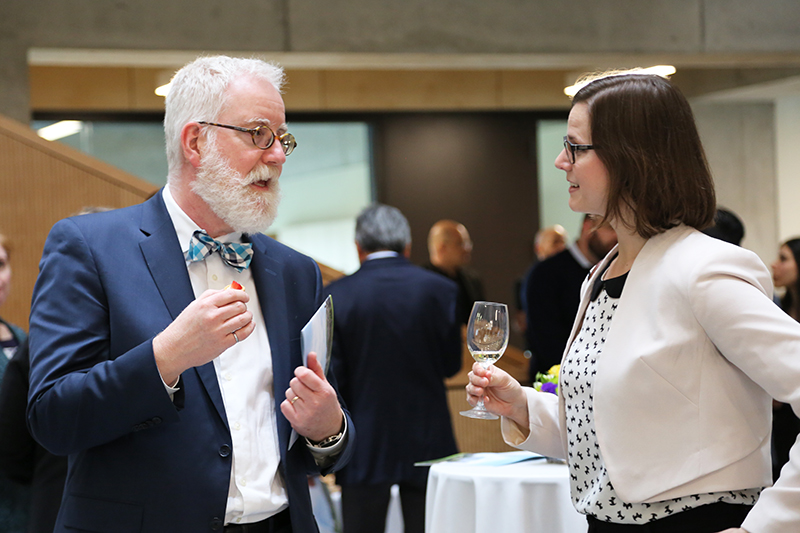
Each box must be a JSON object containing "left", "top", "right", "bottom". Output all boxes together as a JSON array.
[
  {"left": 30, "top": 66, "right": 132, "bottom": 111},
  {"left": 283, "top": 70, "right": 325, "bottom": 111},
  {"left": 30, "top": 66, "right": 572, "bottom": 113},
  {"left": 501, "top": 70, "right": 573, "bottom": 109},
  {"left": 323, "top": 70, "right": 500, "bottom": 111},
  {"left": 131, "top": 68, "right": 171, "bottom": 111},
  {"left": 0, "top": 114, "right": 158, "bottom": 330}
]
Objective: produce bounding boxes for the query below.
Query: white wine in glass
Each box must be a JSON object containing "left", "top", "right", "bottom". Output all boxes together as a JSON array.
[{"left": 460, "top": 301, "right": 509, "bottom": 420}]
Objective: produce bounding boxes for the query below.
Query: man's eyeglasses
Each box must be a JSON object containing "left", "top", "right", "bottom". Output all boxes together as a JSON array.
[
  {"left": 198, "top": 121, "right": 297, "bottom": 155},
  {"left": 563, "top": 136, "right": 595, "bottom": 164}
]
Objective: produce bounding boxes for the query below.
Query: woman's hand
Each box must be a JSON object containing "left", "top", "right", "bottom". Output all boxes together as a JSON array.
[{"left": 466, "top": 362, "right": 528, "bottom": 427}]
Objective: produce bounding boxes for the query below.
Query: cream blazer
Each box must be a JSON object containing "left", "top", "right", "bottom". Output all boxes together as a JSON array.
[{"left": 503, "top": 225, "right": 800, "bottom": 533}]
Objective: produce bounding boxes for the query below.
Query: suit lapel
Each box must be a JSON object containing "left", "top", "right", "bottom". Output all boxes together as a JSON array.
[
  {"left": 249, "top": 240, "right": 293, "bottom": 448},
  {"left": 138, "top": 191, "right": 228, "bottom": 425},
  {"left": 139, "top": 193, "right": 195, "bottom": 320}
]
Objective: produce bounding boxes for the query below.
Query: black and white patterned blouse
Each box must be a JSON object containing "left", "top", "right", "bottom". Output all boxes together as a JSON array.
[{"left": 562, "top": 268, "right": 761, "bottom": 524}]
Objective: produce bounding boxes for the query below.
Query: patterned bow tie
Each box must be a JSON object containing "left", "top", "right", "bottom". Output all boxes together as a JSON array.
[{"left": 186, "top": 230, "right": 254, "bottom": 272}]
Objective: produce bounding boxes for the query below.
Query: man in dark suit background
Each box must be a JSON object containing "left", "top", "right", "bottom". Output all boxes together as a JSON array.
[
  {"left": 524, "top": 215, "right": 616, "bottom": 381},
  {"left": 325, "top": 205, "right": 462, "bottom": 533},
  {"left": 425, "top": 219, "right": 485, "bottom": 326},
  {"left": 28, "top": 55, "right": 354, "bottom": 533}
]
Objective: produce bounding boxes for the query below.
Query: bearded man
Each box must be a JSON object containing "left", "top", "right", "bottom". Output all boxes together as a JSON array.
[{"left": 27, "top": 56, "right": 354, "bottom": 533}]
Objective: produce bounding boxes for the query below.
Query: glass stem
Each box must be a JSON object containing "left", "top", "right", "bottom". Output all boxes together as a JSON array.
[{"left": 476, "top": 362, "right": 490, "bottom": 410}]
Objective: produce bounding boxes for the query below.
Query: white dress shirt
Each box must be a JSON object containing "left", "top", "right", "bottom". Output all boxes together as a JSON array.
[{"left": 162, "top": 185, "right": 287, "bottom": 525}]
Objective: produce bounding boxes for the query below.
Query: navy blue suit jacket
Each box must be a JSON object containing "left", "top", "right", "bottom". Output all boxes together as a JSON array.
[
  {"left": 27, "top": 191, "right": 354, "bottom": 533},
  {"left": 324, "top": 256, "right": 460, "bottom": 487},
  {"left": 524, "top": 248, "right": 590, "bottom": 381}
]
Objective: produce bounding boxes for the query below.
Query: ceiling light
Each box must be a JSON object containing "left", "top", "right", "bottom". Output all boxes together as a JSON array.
[
  {"left": 155, "top": 82, "right": 171, "bottom": 97},
  {"left": 564, "top": 65, "right": 677, "bottom": 97},
  {"left": 37, "top": 120, "right": 83, "bottom": 141}
]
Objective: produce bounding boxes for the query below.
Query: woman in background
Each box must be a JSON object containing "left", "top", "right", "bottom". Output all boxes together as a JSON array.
[
  {"left": 0, "top": 233, "right": 29, "bottom": 532},
  {"left": 0, "top": 234, "right": 24, "bottom": 361},
  {"left": 772, "top": 238, "right": 800, "bottom": 320},
  {"left": 770, "top": 238, "right": 800, "bottom": 482},
  {"left": 466, "top": 72, "right": 800, "bottom": 532}
]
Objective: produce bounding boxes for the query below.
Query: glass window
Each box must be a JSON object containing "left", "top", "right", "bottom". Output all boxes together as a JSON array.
[
  {"left": 537, "top": 119, "right": 584, "bottom": 240},
  {"left": 31, "top": 119, "right": 373, "bottom": 274}
]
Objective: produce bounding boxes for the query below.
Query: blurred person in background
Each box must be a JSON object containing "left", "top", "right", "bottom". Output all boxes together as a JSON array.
[
  {"left": 0, "top": 233, "right": 30, "bottom": 533},
  {"left": 702, "top": 207, "right": 745, "bottom": 246},
  {"left": 326, "top": 204, "right": 461, "bottom": 533},
  {"left": 515, "top": 225, "right": 569, "bottom": 340},
  {"left": 523, "top": 216, "right": 616, "bottom": 381},
  {"left": 534, "top": 225, "right": 569, "bottom": 261},
  {"left": 0, "top": 210, "right": 108, "bottom": 533},
  {"left": 770, "top": 238, "right": 800, "bottom": 482},
  {"left": 425, "top": 220, "right": 485, "bottom": 326}
]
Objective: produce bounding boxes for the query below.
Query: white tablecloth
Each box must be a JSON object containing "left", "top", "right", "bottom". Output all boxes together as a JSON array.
[{"left": 425, "top": 455, "right": 587, "bottom": 533}]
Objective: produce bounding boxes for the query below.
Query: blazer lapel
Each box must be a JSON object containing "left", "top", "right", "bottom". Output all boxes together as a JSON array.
[
  {"left": 138, "top": 190, "right": 228, "bottom": 425},
  {"left": 138, "top": 192, "right": 194, "bottom": 320},
  {"left": 249, "top": 241, "right": 293, "bottom": 448}
]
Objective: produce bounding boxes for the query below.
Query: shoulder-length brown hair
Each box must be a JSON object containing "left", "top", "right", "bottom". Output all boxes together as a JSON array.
[{"left": 572, "top": 74, "right": 716, "bottom": 238}]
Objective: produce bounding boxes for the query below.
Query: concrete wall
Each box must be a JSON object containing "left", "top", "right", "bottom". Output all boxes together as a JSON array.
[
  {"left": 776, "top": 96, "right": 800, "bottom": 243},
  {"left": 694, "top": 102, "right": 778, "bottom": 264},
  {"left": 3, "top": 0, "right": 800, "bottom": 121}
]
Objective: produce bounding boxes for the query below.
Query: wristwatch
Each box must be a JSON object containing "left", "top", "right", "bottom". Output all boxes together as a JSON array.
[{"left": 305, "top": 417, "right": 346, "bottom": 448}]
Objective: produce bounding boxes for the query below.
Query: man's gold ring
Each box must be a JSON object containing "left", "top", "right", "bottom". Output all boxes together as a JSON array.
[{"left": 290, "top": 396, "right": 300, "bottom": 405}]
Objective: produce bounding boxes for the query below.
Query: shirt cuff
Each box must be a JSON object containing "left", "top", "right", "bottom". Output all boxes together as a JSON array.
[
  {"left": 306, "top": 413, "right": 348, "bottom": 458},
  {"left": 160, "top": 374, "right": 180, "bottom": 401}
]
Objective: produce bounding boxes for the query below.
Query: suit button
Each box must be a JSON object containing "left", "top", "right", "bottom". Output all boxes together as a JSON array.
[
  {"left": 210, "top": 517, "right": 223, "bottom": 530},
  {"left": 219, "top": 444, "right": 231, "bottom": 457}
]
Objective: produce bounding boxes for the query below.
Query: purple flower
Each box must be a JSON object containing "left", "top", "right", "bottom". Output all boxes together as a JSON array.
[{"left": 541, "top": 382, "right": 557, "bottom": 395}]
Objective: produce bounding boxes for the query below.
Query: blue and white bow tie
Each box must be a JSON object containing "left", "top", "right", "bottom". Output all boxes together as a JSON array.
[{"left": 186, "top": 230, "right": 254, "bottom": 272}]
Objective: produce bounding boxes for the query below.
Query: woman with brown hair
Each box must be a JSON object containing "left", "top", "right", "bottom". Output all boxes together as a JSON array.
[{"left": 466, "top": 72, "right": 800, "bottom": 532}]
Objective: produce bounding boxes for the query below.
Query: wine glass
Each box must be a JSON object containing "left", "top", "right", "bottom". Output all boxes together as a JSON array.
[{"left": 460, "top": 301, "right": 509, "bottom": 420}]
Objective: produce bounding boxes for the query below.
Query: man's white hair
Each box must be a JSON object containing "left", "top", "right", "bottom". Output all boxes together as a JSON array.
[{"left": 163, "top": 55, "right": 285, "bottom": 179}]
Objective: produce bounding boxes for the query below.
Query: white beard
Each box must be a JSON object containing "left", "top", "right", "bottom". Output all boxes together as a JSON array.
[{"left": 191, "top": 141, "right": 283, "bottom": 235}]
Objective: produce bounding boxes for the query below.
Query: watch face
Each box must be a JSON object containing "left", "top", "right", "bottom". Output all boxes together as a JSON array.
[
  {"left": 318, "top": 433, "right": 341, "bottom": 447},
  {"left": 306, "top": 431, "right": 342, "bottom": 448}
]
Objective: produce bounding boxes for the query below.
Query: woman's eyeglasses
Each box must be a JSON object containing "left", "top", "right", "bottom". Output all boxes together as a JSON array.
[{"left": 563, "top": 136, "right": 595, "bottom": 164}]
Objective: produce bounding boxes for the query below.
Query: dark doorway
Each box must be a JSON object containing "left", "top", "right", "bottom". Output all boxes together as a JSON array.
[{"left": 373, "top": 112, "right": 544, "bottom": 348}]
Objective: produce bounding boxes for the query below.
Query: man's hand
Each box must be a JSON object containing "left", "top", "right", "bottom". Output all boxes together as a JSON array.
[
  {"left": 280, "top": 352, "right": 343, "bottom": 442},
  {"left": 153, "top": 287, "right": 255, "bottom": 385}
]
